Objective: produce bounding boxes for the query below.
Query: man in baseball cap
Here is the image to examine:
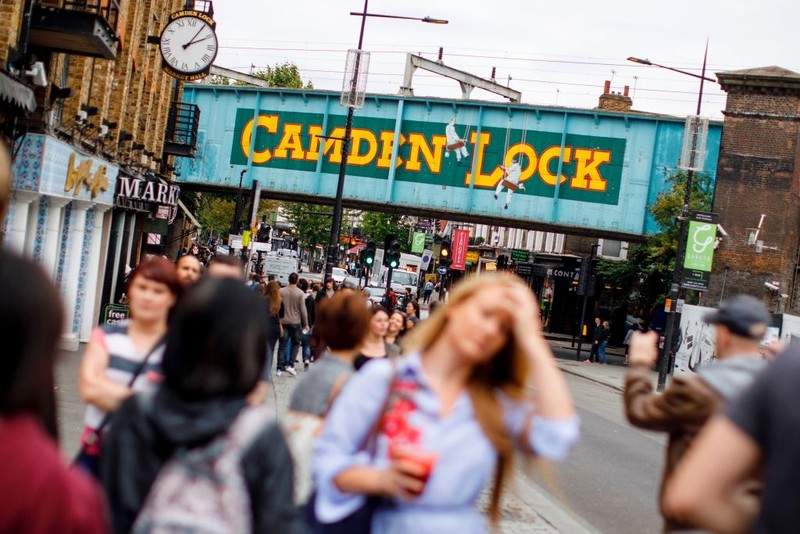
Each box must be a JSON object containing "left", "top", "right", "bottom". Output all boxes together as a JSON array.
[
  {"left": 624, "top": 293, "right": 770, "bottom": 532},
  {"left": 703, "top": 294, "right": 770, "bottom": 340}
]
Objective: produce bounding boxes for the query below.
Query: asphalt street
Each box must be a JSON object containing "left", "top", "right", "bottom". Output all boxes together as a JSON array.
[{"left": 55, "top": 342, "right": 666, "bottom": 533}]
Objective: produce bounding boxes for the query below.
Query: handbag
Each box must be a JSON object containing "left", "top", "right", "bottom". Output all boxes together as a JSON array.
[
  {"left": 73, "top": 334, "right": 166, "bottom": 478},
  {"left": 305, "top": 363, "right": 398, "bottom": 534}
]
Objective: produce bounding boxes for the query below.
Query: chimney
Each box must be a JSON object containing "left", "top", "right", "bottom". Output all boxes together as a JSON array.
[
  {"left": 598, "top": 81, "right": 633, "bottom": 112},
  {"left": 623, "top": 85, "right": 629, "bottom": 97}
]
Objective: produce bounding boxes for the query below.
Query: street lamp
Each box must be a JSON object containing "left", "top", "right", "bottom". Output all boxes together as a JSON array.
[
  {"left": 324, "top": 1, "right": 448, "bottom": 281},
  {"left": 627, "top": 43, "right": 714, "bottom": 391}
]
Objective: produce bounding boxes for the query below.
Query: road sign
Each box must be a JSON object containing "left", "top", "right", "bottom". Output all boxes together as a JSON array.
[
  {"left": 437, "top": 265, "right": 448, "bottom": 275},
  {"left": 511, "top": 248, "right": 530, "bottom": 263},
  {"left": 420, "top": 249, "right": 433, "bottom": 271}
]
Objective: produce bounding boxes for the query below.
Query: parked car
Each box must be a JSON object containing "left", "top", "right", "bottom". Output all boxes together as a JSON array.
[
  {"left": 332, "top": 267, "right": 349, "bottom": 286},
  {"left": 364, "top": 285, "right": 384, "bottom": 306}
]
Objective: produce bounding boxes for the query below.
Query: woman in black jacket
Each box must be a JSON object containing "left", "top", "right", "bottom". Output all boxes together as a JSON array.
[{"left": 100, "top": 278, "right": 302, "bottom": 534}]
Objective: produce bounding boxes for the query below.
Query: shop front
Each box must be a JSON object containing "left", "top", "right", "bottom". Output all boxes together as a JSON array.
[{"left": 5, "top": 133, "right": 117, "bottom": 348}]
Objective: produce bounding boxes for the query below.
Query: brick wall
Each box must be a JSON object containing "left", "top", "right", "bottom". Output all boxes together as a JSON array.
[
  {"left": 0, "top": 0, "right": 22, "bottom": 70},
  {"left": 702, "top": 68, "right": 800, "bottom": 312}
]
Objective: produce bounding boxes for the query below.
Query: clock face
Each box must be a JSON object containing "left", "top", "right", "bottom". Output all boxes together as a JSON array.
[{"left": 159, "top": 14, "right": 218, "bottom": 76}]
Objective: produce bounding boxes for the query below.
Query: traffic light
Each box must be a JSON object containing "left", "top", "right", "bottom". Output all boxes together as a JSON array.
[
  {"left": 388, "top": 239, "right": 401, "bottom": 269},
  {"left": 363, "top": 239, "right": 376, "bottom": 268},
  {"left": 439, "top": 238, "right": 451, "bottom": 266}
]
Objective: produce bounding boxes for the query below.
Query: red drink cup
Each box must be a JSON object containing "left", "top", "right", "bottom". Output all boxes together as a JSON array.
[{"left": 389, "top": 443, "right": 438, "bottom": 496}]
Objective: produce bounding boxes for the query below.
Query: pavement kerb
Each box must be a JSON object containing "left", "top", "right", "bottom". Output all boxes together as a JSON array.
[{"left": 556, "top": 363, "right": 625, "bottom": 393}]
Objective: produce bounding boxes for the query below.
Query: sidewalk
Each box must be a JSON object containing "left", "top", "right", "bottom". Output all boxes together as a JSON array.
[{"left": 545, "top": 333, "right": 662, "bottom": 393}]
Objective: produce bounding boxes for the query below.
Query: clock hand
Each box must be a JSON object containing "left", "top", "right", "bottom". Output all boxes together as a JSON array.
[
  {"left": 182, "top": 26, "right": 204, "bottom": 49},
  {"left": 183, "top": 35, "right": 213, "bottom": 49}
]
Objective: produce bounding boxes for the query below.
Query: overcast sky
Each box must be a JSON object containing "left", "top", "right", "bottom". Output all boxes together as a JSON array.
[{"left": 210, "top": 0, "right": 798, "bottom": 119}]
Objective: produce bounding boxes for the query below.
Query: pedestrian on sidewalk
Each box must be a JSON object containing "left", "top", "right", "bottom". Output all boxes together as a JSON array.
[
  {"left": 625, "top": 294, "right": 771, "bottom": 532},
  {"left": 353, "top": 306, "right": 401, "bottom": 371},
  {"left": 278, "top": 273, "right": 309, "bottom": 377},
  {"left": 598, "top": 321, "right": 611, "bottom": 365},
  {"left": 0, "top": 252, "right": 107, "bottom": 533},
  {"left": 405, "top": 300, "right": 421, "bottom": 325},
  {"left": 423, "top": 280, "right": 434, "bottom": 303},
  {"left": 386, "top": 310, "right": 408, "bottom": 346},
  {"left": 298, "top": 278, "right": 315, "bottom": 369},
  {"left": 310, "top": 274, "right": 579, "bottom": 532},
  {"left": 77, "top": 257, "right": 180, "bottom": 477},
  {"left": 585, "top": 317, "right": 603, "bottom": 364},
  {"left": 100, "top": 278, "right": 302, "bottom": 534},
  {"left": 286, "top": 291, "right": 371, "bottom": 507},
  {"left": 622, "top": 323, "right": 639, "bottom": 366}
]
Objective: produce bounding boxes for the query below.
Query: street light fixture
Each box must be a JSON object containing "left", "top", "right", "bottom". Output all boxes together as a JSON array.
[
  {"left": 324, "top": 1, "right": 448, "bottom": 281},
  {"left": 628, "top": 43, "right": 715, "bottom": 391}
]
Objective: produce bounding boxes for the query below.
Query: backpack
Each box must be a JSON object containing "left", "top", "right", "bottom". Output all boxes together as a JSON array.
[{"left": 131, "top": 403, "right": 271, "bottom": 534}]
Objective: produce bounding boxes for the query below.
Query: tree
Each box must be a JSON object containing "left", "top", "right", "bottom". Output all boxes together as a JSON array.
[
  {"left": 197, "top": 193, "right": 282, "bottom": 237},
  {"left": 207, "top": 61, "right": 313, "bottom": 89},
  {"left": 596, "top": 169, "right": 714, "bottom": 308},
  {"left": 360, "top": 212, "right": 412, "bottom": 252},
  {"left": 281, "top": 202, "right": 332, "bottom": 257}
]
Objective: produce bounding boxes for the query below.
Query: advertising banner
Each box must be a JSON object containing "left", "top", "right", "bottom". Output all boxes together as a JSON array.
[
  {"left": 411, "top": 232, "right": 426, "bottom": 253},
  {"left": 682, "top": 212, "right": 718, "bottom": 291},
  {"left": 451, "top": 229, "right": 470, "bottom": 271}
]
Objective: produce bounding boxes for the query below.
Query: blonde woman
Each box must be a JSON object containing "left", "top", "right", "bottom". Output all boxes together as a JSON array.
[{"left": 311, "top": 274, "right": 579, "bottom": 532}]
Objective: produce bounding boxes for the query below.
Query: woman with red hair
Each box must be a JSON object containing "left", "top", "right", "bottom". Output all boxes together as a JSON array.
[{"left": 77, "top": 257, "right": 180, "bottom": 476}]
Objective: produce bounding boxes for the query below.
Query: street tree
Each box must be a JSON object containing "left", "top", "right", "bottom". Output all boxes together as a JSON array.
[
  {"left": 208, "top": 61, "right": 314, "bottom": 89},
  {"left": 360, "top": 212, "right": 412, "bottom": 252},
  {"left": 596, "top": 169, "right": 714, "bottom": 309},
  {"left": 281, "top": 202, "right": 332, "bottom": 258}
]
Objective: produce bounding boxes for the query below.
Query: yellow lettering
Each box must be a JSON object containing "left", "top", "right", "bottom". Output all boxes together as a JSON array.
[
  {"left": 465, "top": 132, "right": 503, "bottom": 187},
  {"left": 376, "top": 131, "right": 405, "bottom": 169},
  {"left": 305, "top": 125, "right": 324, "bottom": 161},
  {"left": 241, "top": 115, "right": 278, "bottom": 164},
  {"left": 571, "top": 149, "right": 610, "bottom": 191},
  {"left": 64, "top": 154, "right": 109, "bottom": 199},
  {"left": 538, "top": 146, "right": 572, "bottom": 186},
  {"left": 347, "top": 128, "right": 378, "bottom": 166},
  {"left": 505, "top": 143, "right": 538, "bottom": 184},
  {"left": 273, "top": 123, "right": 306, "bottom": 160},
  {"left": 405, "top": 133, "right": 445, "bottom": 173},
  {"left": 320, "top": 127, "right": 346, "bottom": 164}
]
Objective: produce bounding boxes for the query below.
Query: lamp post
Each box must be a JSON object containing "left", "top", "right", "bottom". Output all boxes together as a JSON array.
[
  {"left": 324, "top": 1, "right": 447, "bottom": 281},
  {"left": 232, "top": 168, "right": 246, "bottom": 235},
  {"left": 627, "top": 43, "right": 714, "bottom": 391}
]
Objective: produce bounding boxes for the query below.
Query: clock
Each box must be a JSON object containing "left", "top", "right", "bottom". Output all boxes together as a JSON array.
[{"left": 159, "top": 10, "right": 218, "bottom": 81}]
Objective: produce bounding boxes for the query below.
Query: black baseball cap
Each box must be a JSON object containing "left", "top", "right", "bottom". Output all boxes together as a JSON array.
[{"left": 703, "top": 294, "right": 770, "bottom": 340}]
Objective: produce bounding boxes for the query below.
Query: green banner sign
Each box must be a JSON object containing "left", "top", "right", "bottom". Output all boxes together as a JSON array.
[
  {"left": 684, "top": 220, "right": 717, "bottom": 272},
  {"left": 412, "top": 232, "right": 426, "bottom": 253}
]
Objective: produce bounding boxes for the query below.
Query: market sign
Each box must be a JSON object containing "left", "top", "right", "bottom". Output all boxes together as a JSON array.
[
  {"left": 465, "top": 250, "right": 479, "bottom": 264},
  {"left": 411, "top": 232, "right": 426, "bottom": 253},
  {"left": 450, "top": 229, "right": 470, "bottom": 271}
]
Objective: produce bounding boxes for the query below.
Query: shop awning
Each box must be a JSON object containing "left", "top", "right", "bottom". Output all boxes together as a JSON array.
[
  {"left": 178, "top": 199, "right": 202, "bottom": 228},
  {"left": 0, "top": 70, "right": 36, "bottom": 112},
  {"left": 347, "top": 244, "right": 364, "bottom": 254}
]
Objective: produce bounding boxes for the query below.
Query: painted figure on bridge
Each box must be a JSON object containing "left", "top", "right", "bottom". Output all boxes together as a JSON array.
[
  {"left": 445, "top": 117, "right": 470, "bottom": 162},
  {"left": 494, "top": 160, "right": 525, "bottom": 209}
]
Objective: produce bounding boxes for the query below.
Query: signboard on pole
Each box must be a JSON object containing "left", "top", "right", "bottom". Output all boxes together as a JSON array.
[
  {"left": 420, "top": 249, "right": 433, "bottom": 271},
  {"left": 682, "top": 211, "right": 718, "bottom": 291},
  {"left": 451, "top": 229, "right": 470, "bottom": 271},
  {"left": 411, "top": 232, "right": 426, "bottom": 253}
]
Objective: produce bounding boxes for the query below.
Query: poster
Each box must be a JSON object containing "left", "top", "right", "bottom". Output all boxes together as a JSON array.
[
  {"left": 451, "top": 228, "right": 470, "bottom": 271},
  {"left": 673, "top": 304, "right": 717, "bottom": 373}
]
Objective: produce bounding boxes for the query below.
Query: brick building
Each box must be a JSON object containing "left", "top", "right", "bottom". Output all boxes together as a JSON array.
[
  {"left": 702, "top": 66, "right": 800, "bottom": 313},
  {"left": 0, "top": 0, "right": 203, "bottom": 347}
]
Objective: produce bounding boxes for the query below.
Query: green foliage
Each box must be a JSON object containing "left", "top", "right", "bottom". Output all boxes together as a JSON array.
[
  {"left": 207, "top": 62, "right": 313, "bottom": 89},
  {"left": 282, "top": 202, "right": 332, "bottom": 255},
  {"left": 197, "top": 195, "right": 236, "bottom": 235},
  {"left": 360, "top": 212, "right": 412, "bottom": 252},
  {"left": 597, "top": 169, "right": 713, "bottom": 308}
]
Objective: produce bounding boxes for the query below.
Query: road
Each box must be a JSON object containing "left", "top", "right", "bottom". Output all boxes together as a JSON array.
[
  {"left": 537, "top": 354, "right": 666, "bottom": 534},
  {"left": 55, "top": 344, "right": 665, "bottom": 533}
]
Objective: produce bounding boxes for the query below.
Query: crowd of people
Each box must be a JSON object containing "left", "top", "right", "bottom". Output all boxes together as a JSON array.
[{"left": 4, "top": 135, "right": 800, "bottom": 533}]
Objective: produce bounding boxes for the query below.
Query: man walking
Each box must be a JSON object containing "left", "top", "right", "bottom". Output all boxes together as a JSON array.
[
  {"left": 624, "top": 294, "right": 771, "bottom": 532},
  {"left": 423, "top": 280, "right": 434, "bottom": 304},
  {"left": 584, "top": 317, "right": 603, "bottom": 364},
  {"left": 277, "top": 272, "right": 309, "bottom": 377}
]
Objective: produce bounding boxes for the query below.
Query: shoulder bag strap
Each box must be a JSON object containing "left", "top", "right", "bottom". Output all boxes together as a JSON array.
[{"left": 80, "top": 334, "right": 167, "bottom": 447}]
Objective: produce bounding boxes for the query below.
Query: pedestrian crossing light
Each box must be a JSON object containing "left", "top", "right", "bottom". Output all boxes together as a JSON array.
[
  {"left": 364, "top": 239, "right": 376, "bottom": 267},
  {"left": 388, "top": 239, "right": 401, "bottom": 269}
]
